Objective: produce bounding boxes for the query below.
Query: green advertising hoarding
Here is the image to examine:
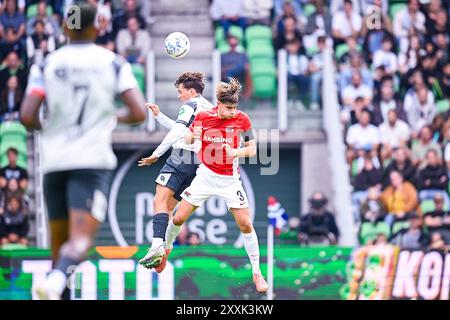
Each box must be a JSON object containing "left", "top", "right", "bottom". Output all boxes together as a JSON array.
[
  {"left": 98, "top": 148, "right": 301, "bottom": 246},
  {"left": 0, "top": 245, "right": 351, "bottom": 300}
]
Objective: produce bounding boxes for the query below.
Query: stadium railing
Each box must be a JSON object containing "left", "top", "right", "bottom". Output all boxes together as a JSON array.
[{"left": 321, "top": 47, "right": 356, "bottom": 246}]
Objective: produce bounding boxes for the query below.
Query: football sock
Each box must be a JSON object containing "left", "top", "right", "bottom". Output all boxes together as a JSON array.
[
  {"left": 151, "top": 213, "right": 169, "bottom": 249},
  {"left": 165, "top": 218, "right": 183, "bottom": 250},
  {"left": 242, "top": 229, "right": 262, "bottom": 275},
  {"left": 47, "top": 255, "right": 79, "bottom": 296}
]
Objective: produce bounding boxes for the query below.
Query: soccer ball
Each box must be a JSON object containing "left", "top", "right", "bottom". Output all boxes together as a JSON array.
[{"left": 164, "top": 32, "right": 190, "bottom": 59}]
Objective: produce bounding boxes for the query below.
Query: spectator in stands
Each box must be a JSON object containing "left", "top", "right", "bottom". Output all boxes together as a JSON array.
[
  {"left": 26, "top": 19, "right": 56, "bottom": 65},
  {"left": 285, "top": 38, "right": 309, "bottom": 104},
  {"left": 393, "top": 0, "right": 426, "bottom": 53},
  {"left": 381, "top": 170, "right": 418, "bottom": 226},
  {"left": 112, "top": 0, "right": 145, "bottom": 37},
  {"left": 341, "top": 70, "right": 373, "bottom": 110},
  {"left": 0, "top": 147, "right": 27, "bottom": 191},
  {"left": 382, "top": 146, "right": 416, "bottom": 188},
  {"left": 95, "top": 13, "right": 115, "bottom": 51},
  {"left": 273, "top": 0, "right": 304, "bottom": 37},
  {"left": 221, "top": 34, "right": 251, "bottom": 96},
  {"left": 273, "top": 0, "right": 302, "bottom": 18},
  {"left": 425, "top": 2, "right": 449, "bottom": 39},
  {"left": 372, "top": 76, "right": 407, "bottom": 125},
  {"left": 0, "top": 51, "right": 28, "bottom": 93},
  {"left": 379, "top": 109, "right": 411, "bottom": 161},
  {"left": 404, "top": 85, "right": 436, "bottom": 138},
  {"left": 431, "top": 113, "right": 445, "bottom": 144},
  {"left": 243, "top": 0, "right": 273, "bottom": 26},
  {"left": 438, "top": 62, "right": 450, "bottom": 99},
  {"left": 0, "top": 75, "right": 22, "bottom": 122},
  {"left": 274, "top": 15, "right": 303, "bottom": 52},
  {"left": 389, "top": 212, "right": 429, "bottom": 250},
  {"left": 116, "top": 16, "right": 151, "bottom": 65},
  {"left": 428, "top": 231, "right": 448, "bottom": 250},
  {"left": 331, "top": 0, "right": 362, "bottom": 47},
  {"left": 360, "top": 186, "right": 387, "bottom": 223},
  {"left": 339, "top": 52, "right": 373, "bottom": 92},
  {"left": 186, "top": 232, "right": 202, "bottom": 246},
  {"left": 210, "top": 0, "right": 247, "bottom": 36},
  {"left": 174, "top": 224, "right": 189, "bottom": 246},
  {"left": 360, "top": 0, "right": 393, "bottom": 63},
  {"left": 346, "top": 109, "right": 380, "bottom": 164},
  {"left": 416, "top": 149, "right": 450, "bottom": 205},
  {"left": 308, "top": 35, "right": 326, "bottom": 110},
  {"left": 298, "top": 192, "right": 340, "bottom": 245},
  {"left": 337, "top": 36, "right": 361, "bottom": 68},
  {"left": 304, "top": 0, "right": 332, "bottom": 47},
  {"left": 26, "top": 0, "right": 62, "bottom": 44},
  {"left": 399, "top": 34, "right": 421, "bottom": 72},
  {"left": 0, "top": 0, "right": 25, "bottom": 58},
  {"left": 423, "top": 193, "right": 450, "bottom": 243},
  {"left": 351, "top": 154, "right": 383, "bottom": 219},
  {"left": 411, "top": 125, "right": 442, "bottom": 168},
  {"left": 371, "top": 36, "right": 398, "bottom": 76},
  {"left": 432, "top": 33, "right": 449, "bottom": 69},
  {"left": 0, "top": 195, "right": 28, "bottom": 245}
]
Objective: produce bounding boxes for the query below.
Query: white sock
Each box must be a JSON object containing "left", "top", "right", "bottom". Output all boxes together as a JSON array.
[
  {"left": 151, "top": 237, "right": 164, "bottom": 249},
  {"left": 165, "top": 218, "right": 182, "bottom": 250},
  {"left": 242, "top": 229, "right": 261, "bottom": 275},
  {"left": 46, "top": 269, "right": 67, "bottom": 296}
]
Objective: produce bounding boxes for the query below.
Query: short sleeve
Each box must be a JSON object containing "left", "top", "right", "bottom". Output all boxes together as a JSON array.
[
  {"left": 189, "top": 112, "right": 203, "bottom": 132},
  {"left": 26, "top": 64, "right": 46, "bottom": 97},
  {"left": 176, "top": 101, "right": 196, "bottom": 127},
  {"left": 113, "top": 56, "right": 138, "bottom": 94},
  {"left": 241, "top": 113, "right": 254, "bottom": 142}
]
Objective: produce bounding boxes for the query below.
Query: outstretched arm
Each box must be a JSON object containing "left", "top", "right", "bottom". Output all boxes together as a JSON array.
[{"left": 146, "top": 103, "right": 175, "bottom": 130}]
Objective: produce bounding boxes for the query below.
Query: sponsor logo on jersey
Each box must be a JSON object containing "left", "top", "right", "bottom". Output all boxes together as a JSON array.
[{"left": 204, "top": 135, "right": 233, "bottom": 143}]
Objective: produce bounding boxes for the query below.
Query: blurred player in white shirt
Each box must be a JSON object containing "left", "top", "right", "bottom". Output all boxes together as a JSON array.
[{"left": 20, "top": 1, "right": 146, "bottom": 300}]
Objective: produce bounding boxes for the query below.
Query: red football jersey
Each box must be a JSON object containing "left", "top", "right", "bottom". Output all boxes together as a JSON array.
[{"left": 190, "top": 107, "right": 253, "bottom": 176}]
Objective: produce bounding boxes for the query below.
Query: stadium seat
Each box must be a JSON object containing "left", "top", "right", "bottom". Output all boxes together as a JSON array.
[
  {"left": 245, "top": 25, "right": 272, "bottom": 43},
  {"left": 436, "top": 99, "right": 450, "bottom": 113},
  {"left": 391, "top": 220, "right": 410, "bottom": 234},
  {"left": 0, "top": 121, "right": 28, "bottom": 169},
  {"left": 246, "top": 41, "right": 275, "bottom": 59},
  {"left": 131, "top": 64, "right": 145, "bottom": 94},
  {"left": 215, "top": 26, "right": 244, "bottom": 48},
  {"left": 26, "top": 4, "right": 53, "bottom": 19},
  {"left": 250, "top": 59, "right": 277, "bottom": 98},
  {"left": 303, "top": 4, "right": 316, "bottom": 17},
  {"left": 420, "top": 199, "right": 435, "bottom": 214},
  {"left": 0, "top": 121, "right": 27, "bottom": 137},
  {"left": 389, "top": 3, "right": 407, "bottom": 20},
  {"left": 359, "top": 222, "right": 390, "bottom": 245}
]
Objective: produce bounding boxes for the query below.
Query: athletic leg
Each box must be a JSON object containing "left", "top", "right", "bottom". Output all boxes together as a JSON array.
[{"left": 230, "top": 207, "right": 268, "bottom": 293}]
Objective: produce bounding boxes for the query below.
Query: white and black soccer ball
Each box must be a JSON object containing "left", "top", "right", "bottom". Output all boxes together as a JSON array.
[{"left": 164, "top": 32, "right": 190, "bottom": 59}]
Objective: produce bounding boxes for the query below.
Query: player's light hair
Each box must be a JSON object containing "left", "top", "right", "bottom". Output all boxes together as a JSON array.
[
  {"left": 216, "top": 78, "right": 241, "bottom": 106},
  {"left": 174, "top": 72, "right": 205, "bottom": 94}
]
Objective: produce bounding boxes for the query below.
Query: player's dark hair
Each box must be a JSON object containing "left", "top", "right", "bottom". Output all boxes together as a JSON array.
[
  {"left": 216, "top": 78, "right": 241, "bottom": 106},
  {"left": 65, "top": 1, "right": 97, "bottom": 33},
  {"left": 174, "top": 72, "right": 205, "bottom": 94}
]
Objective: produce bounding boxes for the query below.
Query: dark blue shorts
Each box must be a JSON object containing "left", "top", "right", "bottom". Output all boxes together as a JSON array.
[
  {"left": 43, "top": 169, "right": 113, "bottom": 222},
  {"left": 155, "top": 148, "right": 199, "bottom": 201}
]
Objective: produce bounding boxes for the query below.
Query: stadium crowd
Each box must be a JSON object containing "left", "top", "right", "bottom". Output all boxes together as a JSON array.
[{"left": 212, "top": 0, "right": 450, "bottom": 250}]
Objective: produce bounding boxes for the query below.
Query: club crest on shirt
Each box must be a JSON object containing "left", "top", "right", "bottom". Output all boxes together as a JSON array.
[{"left": 225, "top": 127, "right": 234, "bottom": 133}]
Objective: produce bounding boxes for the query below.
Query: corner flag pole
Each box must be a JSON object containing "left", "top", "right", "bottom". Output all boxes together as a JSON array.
[{"left": 267, "top": 224, "right": 274, "bottom": 300}]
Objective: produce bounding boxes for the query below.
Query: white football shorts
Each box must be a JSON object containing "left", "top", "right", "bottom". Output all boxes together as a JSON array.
[{"left": 180, "top": 164, "right": 249, "bottom": 209}]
